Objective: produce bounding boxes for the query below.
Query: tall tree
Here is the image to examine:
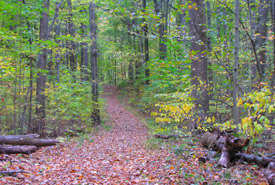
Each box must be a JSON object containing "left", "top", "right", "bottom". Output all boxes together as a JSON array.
[
  {"left": 80, "top": 7, "right": 89, "bottom": 81},
  {"left": 143, "top": 0, "right": 150, "bottom": 85},
  {"left": 255, "top": 0, "right": 269, "bottom": 81},
  {"left": 89, "top": 2, "right": 100, "bottom": 125},
  {"left": 153, "top": 0, "right": 169, "bottom": 59},
  {"left": 67, "top": 0, "right": 76, "bottom": 76},
  {"left": 35, "top": 0, "right": 50, "bottom": 135},
  {"left": 188, "top": 0, "right": 209, "bottom": 115},
  {"left": 233, "top": 0, "right": 240, "bottom": 124},
  {"left": 127, "top": 23, "right": 134, "bottom": 83}
]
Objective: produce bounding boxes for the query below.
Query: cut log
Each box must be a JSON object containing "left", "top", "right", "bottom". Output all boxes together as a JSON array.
[
  {"left": 0, "top": 135, "right": 59, "bottom": 147},
  {"left": 201, "top": 132, "right": 249, "bottom": 167},
  {"left": 0, "top": 145, "right": 37, "bottom": 154}
]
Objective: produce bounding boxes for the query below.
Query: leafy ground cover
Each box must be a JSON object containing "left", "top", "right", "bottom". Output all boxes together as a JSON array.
[{"left": 0, "top": 86, "right": 270, "bottom": 184}]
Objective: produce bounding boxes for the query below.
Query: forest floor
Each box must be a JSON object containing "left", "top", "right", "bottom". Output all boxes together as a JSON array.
[{"left": 0, "top": 85, "right": 271, "bottom": 184}]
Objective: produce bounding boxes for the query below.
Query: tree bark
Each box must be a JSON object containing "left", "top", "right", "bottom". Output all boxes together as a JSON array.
[
  {"left": 255, "top": 0, "right": 269, "bottom": 81},
  {"left": 89, "top": 2, "right": 101, "bottom": 125},
  {"left": 188, "top": 0, "right": 209, "bottom": 116}
]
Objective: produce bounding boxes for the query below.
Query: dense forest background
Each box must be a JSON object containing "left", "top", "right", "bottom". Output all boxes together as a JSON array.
[{"left": 0, "top": 0, "right": 275, "bottom": 143}]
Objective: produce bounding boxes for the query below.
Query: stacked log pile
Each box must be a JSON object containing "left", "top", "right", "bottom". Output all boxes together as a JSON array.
[{"left": 0, "top": 134, "right": 59, "bottom": 154}]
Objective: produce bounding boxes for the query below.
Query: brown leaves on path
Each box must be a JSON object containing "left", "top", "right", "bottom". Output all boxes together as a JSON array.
[
  {"left": 0, "top": 85, "right": 182, "bottom": 184},
  {"left": 1, "top": 85, "right": 269, "bottom": 184}
]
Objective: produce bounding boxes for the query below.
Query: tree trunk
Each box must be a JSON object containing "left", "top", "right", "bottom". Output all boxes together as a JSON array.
[
  {"left": 89, "top": 2, "right": 101, "bottom": 125},
  {"left": 143, "top": 0, "right": 150, "bottom": 85},
  {"left": 255, "top": 0, "right": 269, "bottom": 81},
  {"left": 67, "top": 0, "right": 76, "bottom": 77},
  {"left": 55, "top": 2, "right": 61, "bottom": 83},
  {"left": 35, "top": 0, "right": 49, "bottom": 136},
  {"left": 189, "top": 0, "right": 209, "bottom": 116},
  {"left": 80, "top": 21, "right": 89, "bottom": 81},
  {"left": 233, "top": 0, "right": 240, "bottom": 124},
  {"left": 127, "top": 23, "right": 134, "bottom": 83},
  {"left": 153, "top": 0, "right": 168, "bottom": 59}
]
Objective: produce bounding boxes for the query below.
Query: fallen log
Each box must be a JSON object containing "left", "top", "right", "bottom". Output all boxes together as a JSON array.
[
  {"left": 201, "top": 132, "right": 275, "bottom": 184},
  {"left": 0, "top": 145, "right": 37, "bottom": 154},
  {"left": 234, "top": 153, "right": 275, "bottom": 185},
  {"left": 0, "top": 135, "right": 59, "bottom": 147},
  {"left": 0, "top": 170, "right": 26, "bottom": 175},
  {"left": 201, "top": 132, "right": 249, "bottom": 167},
  {"left": 155, "top": 134, "right": 180, "bottom": 139},
  {"left": 235, "top": 153, "right": 275, "bottom": 167}
]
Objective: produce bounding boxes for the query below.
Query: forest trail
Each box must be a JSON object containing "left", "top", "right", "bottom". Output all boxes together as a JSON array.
[{"left": 0, "top": 85, "right": 182, "bottom": 184}]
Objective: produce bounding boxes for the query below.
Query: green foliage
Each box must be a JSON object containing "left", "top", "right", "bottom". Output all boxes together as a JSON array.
[
  {"left": 238, "top": 86, "right": 274, "bottom": 138},
  {"left": 214, "top": 86, "right": 274, "bottom": 140},
  {"left": 46, "top": 69, "right": 98, "bottom": 125}
]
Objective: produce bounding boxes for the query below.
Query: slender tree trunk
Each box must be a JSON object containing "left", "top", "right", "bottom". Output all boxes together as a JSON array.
[
  {"left": 55, "top": 11, "right": 61, "bottom": 83},
  {"left": 89, "top": 2, "right": 100, "bottom": 125},
  {"left": 127, "top": 23, "right": 134, "bottom": 83},
  {"left": 28, "top": 57, "right": 33, "bottom": 133},
  {"left": 80, "top": 8, "right": 89, "bottom": 81},
  {"left": 27, "top": 19, "right": 33, "bottom": 133},
  {"left": 143, "top": 0, "right": 150, "bottom": 85},
  {"left": 67, "top": 0, "right": 76, "bottom": 77},
  {"left": 233, "top": 0, "right": 240, "bottom": 124},
  {"left": 35, "top": 0, "right": 49, "bottom": 135},
  {"left": 153, "top": 0, "right": 168, "bottom": 59},
  {"left": 206, "top": 1, "right": 213, "bottom": 83},
  {"left": 80, "top": 22, "right": 89, "bottom": 81},
  {"left": 189, "top": 0, "right": 209, "bottom": 116}
]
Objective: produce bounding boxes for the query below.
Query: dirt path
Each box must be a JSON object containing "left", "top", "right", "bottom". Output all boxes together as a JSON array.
[{"left": 0, "top": 85, "right": 181, "bottom": 184}]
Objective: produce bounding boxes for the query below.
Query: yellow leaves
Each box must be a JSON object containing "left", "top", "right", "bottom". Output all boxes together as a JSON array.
[
  {"left": 241, "top": 117, "right": 252, "bottom": 132},
  {"left": 153, "top": 101, "right": 193, "bottom": 124},
  {"left": 268, "top": 105, "right": 274, "bottom": 113},
  {"left": 206, "top": 116, "right": 215, "bottom": 123},
  {"left": 237, "top": 98, "right": 243, "bottom": 107},
  {"left": 188, "top": 5, "right": 192, "bottom": 9}
]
